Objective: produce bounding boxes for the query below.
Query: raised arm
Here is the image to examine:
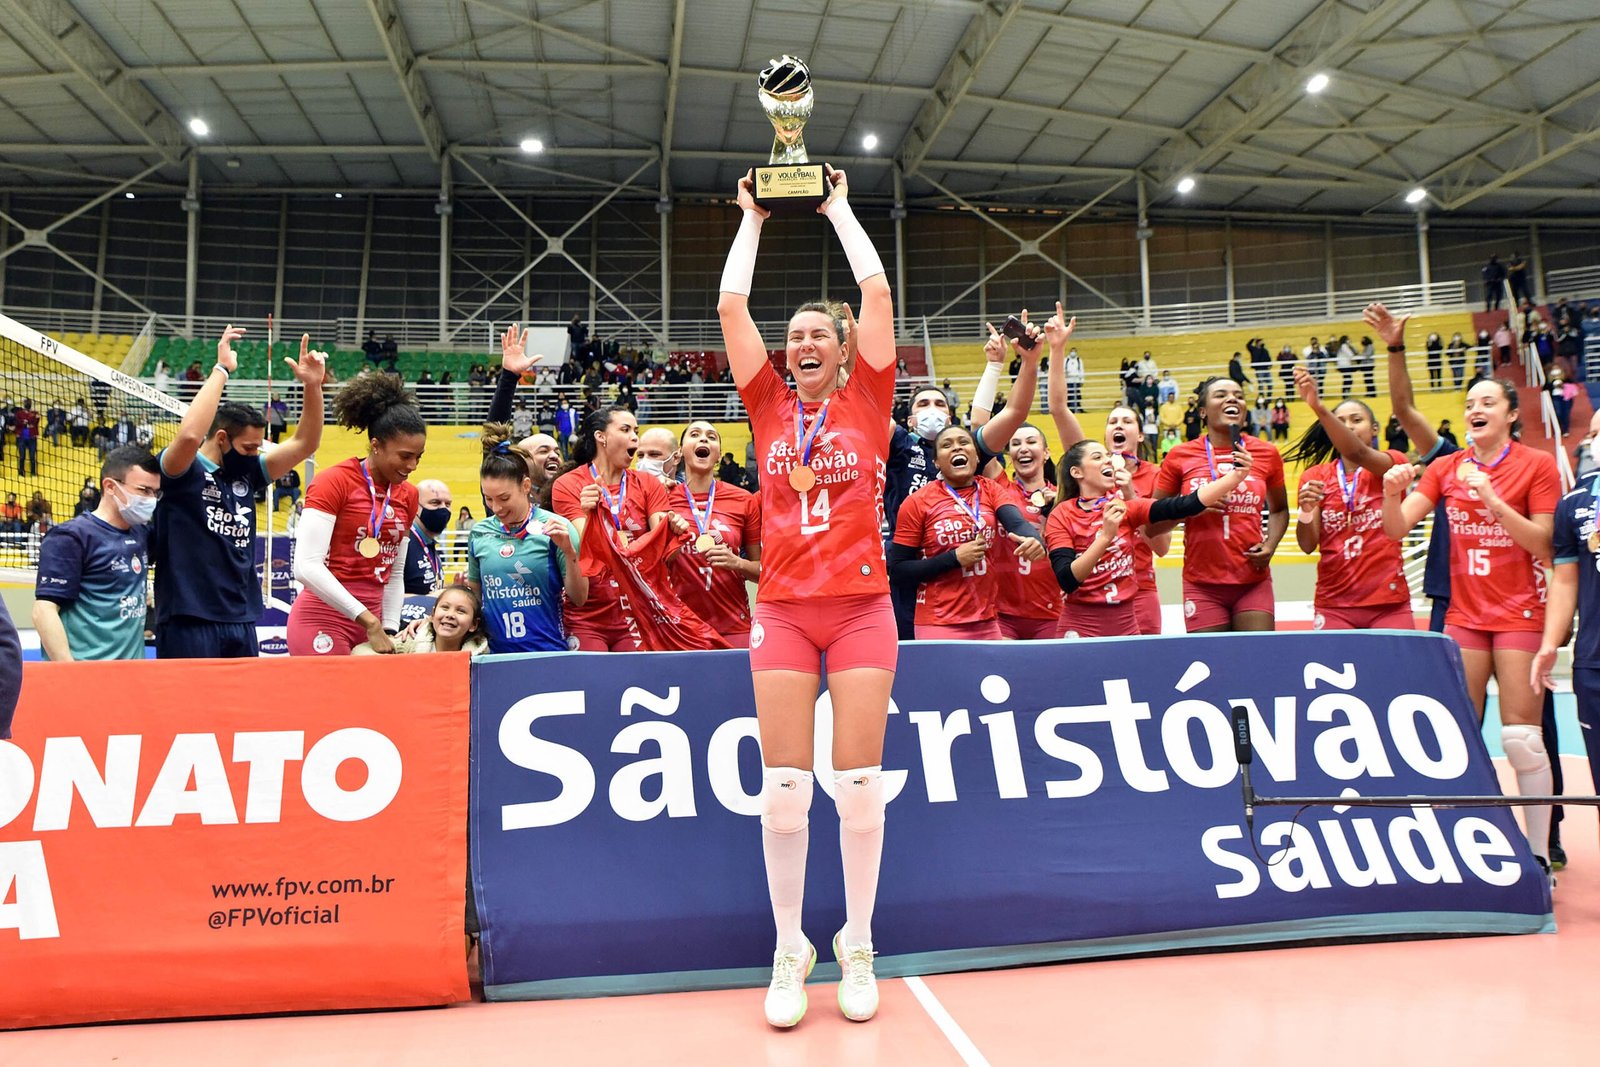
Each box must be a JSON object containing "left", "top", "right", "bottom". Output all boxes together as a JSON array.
[
  {"left": 978, "top": 314, "right": 1043, "bottom": 454},
  {"left": 1365, "top": 303, "right": 1439, "bottom": 456},
  {"left": 1293, "top": 367, "right": 1397, "bottom": 477},
  {"left": 1043, "top": 302, "right": 1084, "bottom": 449},
  {"left": 163, "top": 324, "right": 242, "bottom": 477},
  {"left": 716, "top": 173, "right": 773, "bottom": 388},
  {"left": 1381, "top": 463, "right": 1435, "bottom": 540},
  {"left": 264, "top": 334, "right": 328, "bottom": 480},
  {"left": 485, "top": 324, "right": 548, "bottom": 424},
  {"left": 819, "top": 167, "right": 893, "bottom": 371}
]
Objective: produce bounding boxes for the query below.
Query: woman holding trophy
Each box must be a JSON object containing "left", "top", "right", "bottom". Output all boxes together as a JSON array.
[{"left": 717, "top": 55, "right": 897, "bottom": 1030}]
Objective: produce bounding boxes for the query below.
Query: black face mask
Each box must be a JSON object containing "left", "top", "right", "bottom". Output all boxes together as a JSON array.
[
  {"left": 418, "top": 506, "right": 452, "bottom": 535},
  {"left": 219, "top": 434, "right": 262, "bottom": 480}
]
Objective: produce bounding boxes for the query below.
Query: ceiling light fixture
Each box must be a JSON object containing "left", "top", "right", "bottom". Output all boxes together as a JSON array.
[
  {"left": 188, "top": 117, "right": 209, "bottom": 136},
  {"left": 862, "top": 133, "right": 879, "bottom": 151},
  {"left": 124, "top": 192, "right": 135, "bottom": 199},
  {"left": 1176, "top": 176, "right": 1196, "bottom": 194},
  {"left": 520, "top": 137, "right": 544, "bottom": 154},
  {"left": 1305, "top": 73, "right": 1330, "bottom": 95},
  {"left": 1405, "top": 187, "right": 1427, "bottom": 205}
]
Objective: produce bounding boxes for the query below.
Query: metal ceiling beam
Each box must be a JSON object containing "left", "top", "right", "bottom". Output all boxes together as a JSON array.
[
  {"left": 1144, "top": 0, "right": 1424, "bottom": 183},
  {"left": 660, "top": 0, "right": 686, "bottom": 195},
  {"left": 458, "top": 0, "right": 665, "bottom": 70},
  {"left": 900, "top": 0, "right": 1026, "bottom": 177},
  {"left": 1422, "top": 78, "right": 1600, "bottom": 206},
  {"left": 1351, "top": 17, "right": 1600, "bottom": 51},
  {"left": 0, "top": 0, "right": 189, "bottom": 165},
  {"left": 364, "top": 0, "right": 446, "bottom": 160},
  {"left": 1328, "top": 69, "right": 1539, "bottom": 127}
]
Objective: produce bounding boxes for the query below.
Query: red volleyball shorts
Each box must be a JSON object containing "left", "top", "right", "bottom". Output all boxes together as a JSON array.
[
  {"left": 915, "top": 618, "right": 1003, "bottom": 641},
  {"left": 1134, "top": 587, "right": 1163, "bottom": 635},
  {"left": 750, "top": 593, "right": 899, "bottom": 674},
  {"left": 1314, "top": 603, "right": 1416, "bottom": 631},
  {"left": 1181, "top": 577, "right": 1275, "bottom": 631},
  {"left": 1445, "top": 625, "right": 1541, "bottom": 654},
  {"left": 998, "top": 615, "right": 1058, "bottom": 641},
  {"left": 1057, "top": 600, "right": 1140, "bottom": 639}
]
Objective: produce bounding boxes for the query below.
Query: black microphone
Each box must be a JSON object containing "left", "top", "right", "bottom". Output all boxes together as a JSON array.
[
  {"left": 1230, "top": 425, "right": 1245, "bottom": 452},
  {"left": 1230, "top": 704, "right": 1255, "bottom": 836}
]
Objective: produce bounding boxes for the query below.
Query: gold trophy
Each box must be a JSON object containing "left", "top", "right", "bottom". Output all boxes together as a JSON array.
[{"left": 752, "top": 55, "right": 832, "bottom": 214}]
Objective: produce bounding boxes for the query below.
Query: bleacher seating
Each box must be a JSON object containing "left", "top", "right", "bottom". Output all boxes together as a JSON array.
[{"left": 46, "top": 331, "right": 136, "bottom": 368}]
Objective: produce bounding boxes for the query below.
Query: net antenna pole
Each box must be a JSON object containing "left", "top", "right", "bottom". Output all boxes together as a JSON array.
[{"left": 263, "top": 312, "right": 275, "bottom": 603}]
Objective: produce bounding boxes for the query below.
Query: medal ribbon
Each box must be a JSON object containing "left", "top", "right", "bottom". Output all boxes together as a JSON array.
[
  {"left": 411, "top": 521, "right": 441, "bottom": 580},
  {"left": 361, "top": 460, "right": 393, "bottom": 544},
  {"left": 498, "top": 508, "right": 535, "bottom": 540},
  {"left": 794, "top": 397, "right": 831, "bottom": 469},
  {"left": 943, "top": 481, "right": 983, "bottom": 534},
  {"left": 589, "top": 464, "right": 628, "bottom": 532},
  {"left": 1463, "top": 442, "right": 1513, "bottom": 471},
  {"left": 684, "top": 480, "right": 716, "bottom": 538},
  {"left": 1335, "top": 458, "right": 1361, "bottom": 511}
]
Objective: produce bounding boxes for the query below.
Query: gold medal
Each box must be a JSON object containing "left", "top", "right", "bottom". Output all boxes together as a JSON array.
[
  {"left": 1030, "top": 489, "right": 1048, "bottom": 509},
  {"left": 617, "top": 530, "right": 631, "bottom": 547},
  {"left": 357, "top": 536, "right": 380, "bottom": 559},
  {"left": 789, "top": 464, "right": 817, "bottom": 493},
  {"left": 695, "top": 533, "right": 716, "bottom": 553},
  {"left": 1457, "top": 462, "right": 1475, "bottom": 481},
  {"left": 1110, "top": 453, "right": 1127, "bottom": 472}
]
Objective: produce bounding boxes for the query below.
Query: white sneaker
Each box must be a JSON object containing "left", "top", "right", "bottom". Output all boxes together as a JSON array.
[
  {"left": 764, "top": 939, "right": 816, "bottom": 1029},
  {"left": 833, "top": 929, "right": 879, "bottom": 1022}
]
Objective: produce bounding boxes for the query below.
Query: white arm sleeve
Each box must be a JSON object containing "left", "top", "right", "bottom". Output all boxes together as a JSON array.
[
  {"left": 381, "top": 537, "right": 409, "bottom": 631},
  {"left": 718, "top": 209, "right": 765, "bottom": 296},
  {"left": 822, "top": 198, "right": 885, "bottom": 283},
  {"left": 291, "top": 510, "right": 367, "bottom": 620},
  {"left": 972, "top": 362, "right": 1003, "bottom": 414}
]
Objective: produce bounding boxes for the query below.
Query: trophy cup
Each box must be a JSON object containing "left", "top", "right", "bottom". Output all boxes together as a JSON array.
[{"left": 751, "top": 55, "right": 832, "bottom": 214}]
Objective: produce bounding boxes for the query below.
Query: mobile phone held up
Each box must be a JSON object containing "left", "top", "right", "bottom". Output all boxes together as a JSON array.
[
  {"left": 1001, "top": 314, "right": 1038, "bottom": 351},
  {"left": 1230, "top": 425, "right": 1245, "bottom": 452}
]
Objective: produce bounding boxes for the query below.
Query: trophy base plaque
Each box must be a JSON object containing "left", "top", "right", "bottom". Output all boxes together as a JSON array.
[{"left": 752, "top": 162, "right": 832, "bottom": 214}]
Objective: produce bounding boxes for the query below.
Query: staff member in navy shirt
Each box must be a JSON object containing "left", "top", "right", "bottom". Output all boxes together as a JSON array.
[
  {"left": 0, "top": 599, "right": 20, "bottom": 739},
  {"left": 153, "top": 325, "right": 325, "bottom": 658},
  {"left": 33, "top": 446, "right": 160, "bottom": 661},
  {"left": 405, "top": 478, "right": 452, "bottom": 595}
]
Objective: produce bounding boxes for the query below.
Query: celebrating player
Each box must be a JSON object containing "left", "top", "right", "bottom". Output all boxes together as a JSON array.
[
  {"left": 1154, "top": 377, "right": 1289, "bottom": 631},
  {"left": 1382, "top": 378, "right": 1560, "bottom": 869},
  {"left": 550, "top": 404, "right": 676, "bottom": 651},
  {"left": 1287, "top": 367, "right": 1412, "bottom": 629},
  {"left": 667, "top": 421, "right": 761, "bottom": 647},
  {"left": 466, "top": 426, "right": 585, "bottom": 653},
  {"left": 992, "top": 423, "right": 1062, "bottom": 639},
  {"left": 889, "top": 425, "right": 1045, "bottom": 639},
  {"left": 1047, "top": 440, "right": 1250, "bottom": 637},
  {"left": 718, "top": 163, "right": 894, "bottom": 1027},
  {"left": 288, "top": 374, "right": 425, "bottom": 656}
]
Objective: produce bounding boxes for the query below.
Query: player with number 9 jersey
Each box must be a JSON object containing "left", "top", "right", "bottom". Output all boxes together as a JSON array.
[{"left": 991, "top": 453, "right": 1061, "bottom": 639}]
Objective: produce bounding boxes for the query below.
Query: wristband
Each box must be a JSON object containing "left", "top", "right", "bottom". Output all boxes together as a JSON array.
[
  {"left": 972, "top": 362, "right": 1002, "bottom": 413},
  {"left": 823, "top": 198, "right": 886, "bottom": 283},
  {"left": 717, "top": 209, "right": 764, "bottom": 297},
  {"left": 1386, "top": 344, "right": 1406, "bottom": 353},
  {"left": 212, "top": 364, "right": 230, "bottom": 378}
]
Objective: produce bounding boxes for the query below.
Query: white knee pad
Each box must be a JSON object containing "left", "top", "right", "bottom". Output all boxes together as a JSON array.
[
  {"left": 1502, "top": 724, "right": 1548, "bottom": 773},
  {"left": 760, "top": 766, "right": 814, "bottom": 834},
  {"left": 834, "top": 766, "right": 885, "bottom": 833}
]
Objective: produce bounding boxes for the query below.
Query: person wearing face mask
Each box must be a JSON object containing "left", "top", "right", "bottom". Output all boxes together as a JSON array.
[
  {"left": 33, "top": 446, "right": 161, "bottom": 661},
  {"left": 405, "top": 479, "right": 453, "bottom": 596},
  {"left": 635, "top": 426, "right": 683, "bottom": 485},
  {"left": 153, "top": 325, "right": 325, "bottom": 659}
]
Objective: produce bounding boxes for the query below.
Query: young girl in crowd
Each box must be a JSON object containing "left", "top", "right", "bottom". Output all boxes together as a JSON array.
[{"left": 889, "top": 425, "right": 1045, "bottom": 640}]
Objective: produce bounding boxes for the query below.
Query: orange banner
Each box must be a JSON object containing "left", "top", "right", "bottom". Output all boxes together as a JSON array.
[{"left": 0, "top": 655, "right": 471, "bottom": 1029}]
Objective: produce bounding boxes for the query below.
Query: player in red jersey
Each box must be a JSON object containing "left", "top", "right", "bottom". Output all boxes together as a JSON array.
[
  {"left": 1043, "top": 305, "right": 1168, "bottom": 633},
  {"left": 718, "top": 163, "right": 895, "bottom": 1027},
  {"left": 1154, "top": 377, "right": 1289, "bottom": 631},
  {"left": 288, "top": 374, "right": 425, "bottom": 656},
  {"left": 550, "top": 404, "right": 685, "bottom": 651},
  {"left": 1047, "top": 439, "right": 1251, "bottom": 637},
  {"left": 1382, "top": 377, "right": 1560, "bottom": 866},
  {"left": 1286, "top": 367, "right": 1413, "bottom": 630},
  {"left": 992, "top": 424, "right": 1063, "bottom": 638},
  {"left": 667, "top": 421, "right": 762, "bottom": 648},
  {"left": 889, "top": 425, "right": 1045, "bottom": 639}
]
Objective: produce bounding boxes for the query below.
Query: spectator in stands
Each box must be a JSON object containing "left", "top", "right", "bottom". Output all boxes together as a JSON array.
[
  {"left": 275, "top": 467, "right": 301, "bottom": 510},
  {"left": 455, "top": 505, "right": 475, "bottom": 532},
  {"left": 1159, "top": 427, "right": 1180, "bottom": 459},
  {"left": 1518, "top": 298, "right": 1542, "bottom": 345},
  {"left": 1507, "top": 251, "right": 1531, "bottom": 304},
  {"left": 1549, "top": 368, "right": 1575, "bottom": 435},
  {"left": 1277, "top": 344, "right": 1297, "bottom": 395},
  {"left": 554, "top": 398, "right": 575, "bottom": 457},
  {"left": 1425, "top": 332, "right": 1444, "bottom": 390},
  {"left": 1065, "top": 349, "right": 1085, "bottom": 411},
  {"left": 1533, "top": 321, "right": 1556, "bottom": 371},
  {"left": 405, "top": 479, "right": 452, "bottom": 596},
  {"left": 45, "top": 402, "right": 66, "bottom": 446},
  {"left": 1473, "top": 329, "right": 1493, "bottom": 381},
  {"left": 1333, "top": 335, "right": 1357, "bottom": 394},
  {"left": 33, "top": 445, "right": 160, "bottom": 662},
  {"left": 1248, "top": 338, "right": 1273, "bottom": 398},
  {"left": 1384, "top": 414, "right": 1409, "bottom": 455},
  {"left": 363, "top": 330, "right": 382, "bottom": 368},
  {"left": 1137, "top": 374, "right": 1159, "bottom": 411},
  {"left": 567, "top": 314, "right": 588, "bottom": 361},
  {"left": 511, "top": 400, "right": 535, "bottom": 439},
  {"left": 439, "top": 370, "right": 454, "bottom": 386},
  {"left": 1182, "top": 395, "right": 1202, "bottom": 441},
  {"left": 73, "top": 479, "right": 97, "bottom": 517},
  {"left": 184, "top": 361, "right": 202, "bottom": 386},
  {"left": 380, "top": 335, "right": 399, "bottom": 371},
  {"left": 1437, "top": 420, "right": 1459, "bottom": 449},
  {"left": 1557, "top": 322, "right": 1582, "bottom": 381},
  {"left": 68, "top": 399, "right": 90, "bottom": 447},
  {"left": 940, "top": 378, "right": 959, "bottom": 411},
  {"left": 1120, "top": 358, "right": 1138, "bottom": 404},
  {"left": 1303, "top": 337, "right": 1329, "bottom": 392},
  {"left": 1351, "top": 335, "right": 1377, "bottom": 396},
  {"left": 266, "top": 391, "right": 288, "bottom": 443},
  {"left": 1493, "top": 320, "right": 1516, "bottom": 366},
  {"left": 717, "top": 452, "right": 747, "bottom": 489},
  {"left": 14, "top": 399, "right": 38, "bottom": 477},
  {"left": 1270, "top": 398, "right": 1290, "bottom": 442},
  {"left": 744, "top": 424, "right": 760, "bottom": 489},
  {"left": 1445, "top": 332, "right": 1468, "bottom": 388},
  {"left": 1227, "top": 352, "right": 1250, "bottom": 392},
  {"left": 1157, "top": 369, "right": 1177, "bottom": 405},
  {"left": 27, "top": 491, "right": 50, "bottom": 527},
  {"left": 1, "top": 494, "right": 22, "bottom": 535},
  {"left": 1482, "top": 254, "right": 1507, "bottom": 310},
  {"left": 1140, "top": 404, "right": 1159, "bottom": 462},
  {"left": 417, "top": 367, "right": 435, "bottom": 386},
  {"left": 1250, "top": 396, "right": 1270, "bottom": 437},
  {"left": 1136, "top": 351, "right": 1158, "bottom": 379}
]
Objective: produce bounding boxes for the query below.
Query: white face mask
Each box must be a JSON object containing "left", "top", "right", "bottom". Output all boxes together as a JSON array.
[
  {"left": 915, "top": 408, "right": 949, "bottom": 441},
  {"left": 1588, "top": 437, "right": 1600, "bottom": 467},
  {"left": 115, "top": 486, "right": 157, "bottom": 525},
  {"left": 634, "top": 456, "right": 666, "bottom": 477}
]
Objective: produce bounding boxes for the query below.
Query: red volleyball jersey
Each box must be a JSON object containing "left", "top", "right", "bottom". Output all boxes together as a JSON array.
[
  {"left": 552, "top": 465, "right": 672, "bottom": 630},
  {"left": 1155, "top": 434, "right": 1284, "bottom": 586},
  {"left": 667, "top": 479, "right": 761, "bottom": 638},
  {"left": 740, "top": 357, "right": 894, "bottom": 603},
  {"left": 1044, "top": 495, "right": 1158, "bottom": 606},
  {"left": 1122, "top": 456, "right": 1161, "bottom": 592},
  {"left": 1416, "top": 442, "right": 1559, "bottom": 631},
  {"left": 1303, "top": 453, "right": 1411, "bottom": 608},
  {"left": 893, "top": 476, "right": 1008, "bottom": 625},
  {"left": 303, "top": 456, "right": 418, "bottom": 589},
  {"left": 991, "top": 471, "right": 1061, "bottom": 621}
]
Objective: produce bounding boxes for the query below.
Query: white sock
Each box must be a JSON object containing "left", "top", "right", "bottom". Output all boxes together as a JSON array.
[
  {"left": 834, "top": 766, "right": 885, "bottom": 946},
  {"left": 760, "top": 766, "right": 813, "bottom": 953},
  {"left": 1502, "top": 724, "right": 1552, "bottom": 862}
]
